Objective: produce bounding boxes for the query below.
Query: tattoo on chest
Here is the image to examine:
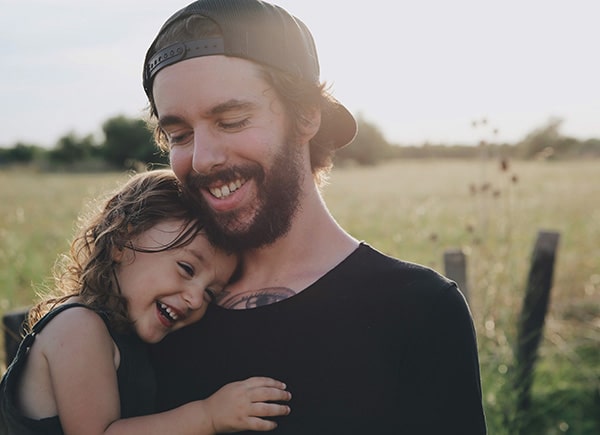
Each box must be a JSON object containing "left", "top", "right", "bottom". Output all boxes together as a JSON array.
[{"left": 217, "top": 287, "right": 296, "bottom": 309}]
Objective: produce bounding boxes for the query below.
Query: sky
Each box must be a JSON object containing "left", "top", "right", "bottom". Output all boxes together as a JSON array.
[{"left": 1, "top": 0, "right": 599, "bottom": 148}]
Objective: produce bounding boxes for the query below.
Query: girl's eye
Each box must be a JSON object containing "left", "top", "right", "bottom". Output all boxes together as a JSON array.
[{"left": 178, "top": 262, "right": 194, "bottom": 277}]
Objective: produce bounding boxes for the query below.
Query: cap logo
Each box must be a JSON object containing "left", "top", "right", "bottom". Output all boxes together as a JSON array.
[{"left": 145, "top": 38, "right": 225, "bottom": 90}]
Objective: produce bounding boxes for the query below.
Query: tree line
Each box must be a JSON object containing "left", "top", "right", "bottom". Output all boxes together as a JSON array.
[
  {"left": 389, "top": 118, "right": 600, "bottom": 161},
  {"left": 0, "top": 116, "right": 168, "bottom": 172},
  {"left": 1, "top": 115, "right": 598, "bottom": 171}
]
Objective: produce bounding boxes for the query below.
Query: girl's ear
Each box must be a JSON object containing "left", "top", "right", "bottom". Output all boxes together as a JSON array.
[
  {"left": 111, "top": 246, "right": 124, "bottom": 263},
  {"left": 112, "top": 230, "right": 131, "bottom": 264}
]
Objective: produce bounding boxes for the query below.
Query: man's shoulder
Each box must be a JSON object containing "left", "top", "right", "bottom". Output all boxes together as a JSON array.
[
  {"left": 346, "top": 243, "right": 451, "bottom": 284},
  {"left": 335, "top": 242, "right": 464, "bottom": 304}
]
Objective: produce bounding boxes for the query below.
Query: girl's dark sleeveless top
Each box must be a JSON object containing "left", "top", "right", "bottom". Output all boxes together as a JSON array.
[{"left": 0, "top": 303, "right": 157, "bottom": 434}]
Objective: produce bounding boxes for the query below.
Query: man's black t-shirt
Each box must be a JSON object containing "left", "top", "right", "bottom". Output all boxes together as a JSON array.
[{"left": 151, "top": 243, "right": 487, "bottom": 434}]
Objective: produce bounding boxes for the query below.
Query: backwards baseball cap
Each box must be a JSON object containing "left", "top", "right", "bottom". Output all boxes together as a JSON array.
[{"left": 143, "top": 0, "right": 357, "bottom": 149}]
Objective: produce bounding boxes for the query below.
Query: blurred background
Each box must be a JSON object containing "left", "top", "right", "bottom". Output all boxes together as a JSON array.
[{"left": 1, "top": 1, "right": 599, "bottom": 434}]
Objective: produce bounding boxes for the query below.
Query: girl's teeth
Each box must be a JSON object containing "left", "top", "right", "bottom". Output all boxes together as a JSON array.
[{"left": 160, "top": 303, "right": 178, "bottom": 320}]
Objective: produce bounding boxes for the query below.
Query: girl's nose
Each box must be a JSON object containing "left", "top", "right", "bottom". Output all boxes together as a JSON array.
[{"left": 182, "top": 287, "right": 207, "bottom": 311}]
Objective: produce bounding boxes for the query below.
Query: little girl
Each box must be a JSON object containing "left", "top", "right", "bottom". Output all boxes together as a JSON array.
[{"left": 0, "top": 169, "right": 291, "bottom": 434}]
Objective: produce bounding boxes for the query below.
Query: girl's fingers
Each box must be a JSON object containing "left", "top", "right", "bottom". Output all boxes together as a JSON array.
[
  {"left": 244, "top": 377, "right": 287, "bottom": 390},
  {"left": 245, "top": 416, "right": 279, "bottom": 432},
  {"left": 247, "top": 386, "right": 292, "bottom": 403},
  {"left": 250, "top": 402, "right": 292, "bottom": 417}
]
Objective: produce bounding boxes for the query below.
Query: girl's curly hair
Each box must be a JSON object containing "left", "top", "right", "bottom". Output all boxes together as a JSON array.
[{"left": 28, "top": 169, "right": 205, "bottom": 334}]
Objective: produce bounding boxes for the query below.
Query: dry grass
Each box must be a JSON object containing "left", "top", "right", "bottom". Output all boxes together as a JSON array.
[
  {"left": 326, "top": 159, "right": 600, "bottom": 434},
  {"left": 1, "top": 159, "right": 599, "bottom": 433}
]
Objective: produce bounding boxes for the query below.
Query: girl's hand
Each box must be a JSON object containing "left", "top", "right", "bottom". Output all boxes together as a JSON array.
[{"left": 204, "top": 377, "right": 291, "bottom": 433}]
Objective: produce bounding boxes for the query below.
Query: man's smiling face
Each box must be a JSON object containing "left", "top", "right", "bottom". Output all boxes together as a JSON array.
[{"left": 153, "top": 55, "right": 305, "bottom": 250}]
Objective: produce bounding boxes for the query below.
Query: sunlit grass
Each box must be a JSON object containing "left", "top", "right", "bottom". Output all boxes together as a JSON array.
[
  {"left": 0, "top": 170, "right": 129, "bottom": 308},
  {"left": 326, "top": 159, "right": 600, "bottom": 434},
  {"left": 1, "top": 159, "right": 599, "bottom": 433}
]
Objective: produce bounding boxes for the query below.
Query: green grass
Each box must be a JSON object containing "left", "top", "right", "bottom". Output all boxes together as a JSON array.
[
  {"left": 0, "top": 170, "right": 130, "bottom": 308},
  {"left": 1, "top": 159, "right": 599, "bottom": 433}
]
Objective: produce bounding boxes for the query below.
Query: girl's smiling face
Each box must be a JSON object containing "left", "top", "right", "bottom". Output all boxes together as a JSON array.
[{"left": 113, "top": 219, "right": 237, "bottom": 343}]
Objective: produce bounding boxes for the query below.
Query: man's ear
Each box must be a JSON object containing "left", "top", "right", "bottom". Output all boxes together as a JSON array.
[{"left": 298, "top": 108, "right": 321, "bottom": 143}]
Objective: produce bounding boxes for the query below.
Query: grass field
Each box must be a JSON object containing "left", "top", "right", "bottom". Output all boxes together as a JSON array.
[{"left": 1, "top": 159, "right": 599, "bottom": 433}]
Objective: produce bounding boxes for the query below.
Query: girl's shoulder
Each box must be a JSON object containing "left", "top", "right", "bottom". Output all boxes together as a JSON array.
[
  {"left": 33, "top": 301, "right": 107, "bottom": 333},
  {"left": 11, "top": 302, "right": 120, "bottom": 423},
  {"left": 33, "top": 303, "right": 117, "bottom": 363}
]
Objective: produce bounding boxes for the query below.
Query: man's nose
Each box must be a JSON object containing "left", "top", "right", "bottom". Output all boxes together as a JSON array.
[{"left": 191, "top": 128, "right": 227, "bottom": 175}]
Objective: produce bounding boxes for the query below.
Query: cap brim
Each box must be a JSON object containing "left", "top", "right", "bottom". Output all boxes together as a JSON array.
[{"left": 314, "top": 99, "right": 357, "bottom": 149}]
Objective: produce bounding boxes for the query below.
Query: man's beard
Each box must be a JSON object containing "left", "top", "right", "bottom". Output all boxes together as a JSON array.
[{"left": 184, "top": 141, "right": 304, "bottom": 251}]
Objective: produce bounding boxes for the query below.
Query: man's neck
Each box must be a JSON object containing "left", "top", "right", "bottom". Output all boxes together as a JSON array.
[{"left": 217, "top": 189, "right": 358, "bottom": 309}]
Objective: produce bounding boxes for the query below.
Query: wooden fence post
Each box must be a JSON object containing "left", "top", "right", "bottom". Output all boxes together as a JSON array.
[
  {"left": 514, "top": 230, "right": 560, "bottom": 419},
  {"left": 444, "top": 249, "right": 469, "bottom": 302},
  {"left": 2, "top": 307, "right": 29, "bottom": 367}
]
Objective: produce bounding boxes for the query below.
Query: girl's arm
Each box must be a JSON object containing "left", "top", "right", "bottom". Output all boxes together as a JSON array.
[
  {"left": 40, "top": 307, "right": 123, "bottom": 433},
  {"left": 106, "top": 377, "right": 291, "bottom": 434},
  {"left": 38, "top": 308, "right": 290, "bottom": 435}
]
